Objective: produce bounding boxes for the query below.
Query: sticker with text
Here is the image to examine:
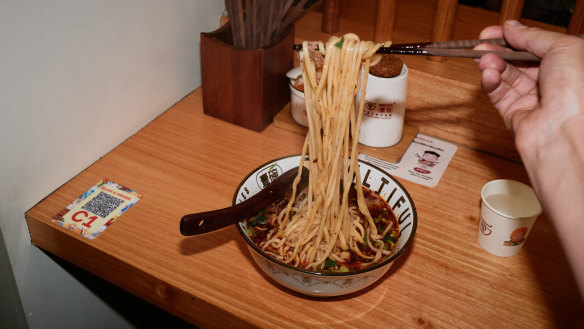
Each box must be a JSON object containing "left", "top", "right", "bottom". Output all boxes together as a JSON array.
[{"left": 51, "top": 179, "right": 142, "bottom": 239}]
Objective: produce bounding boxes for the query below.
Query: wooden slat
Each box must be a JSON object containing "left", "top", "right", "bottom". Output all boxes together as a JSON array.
[
  {"left": 430, "top": 0, "right": 458, "bottom": 62},
  {"left": 374, "top": 0, "right": 398, "bottom": 43},
  {"left": 499, "top": 0, "right": 526, "bottom": 24},
  {"left": 568, "top": 0, "right": 584, "bottom": 34},
  {"left": 321, "top": 0, "right": 340, "bottom": 33}
]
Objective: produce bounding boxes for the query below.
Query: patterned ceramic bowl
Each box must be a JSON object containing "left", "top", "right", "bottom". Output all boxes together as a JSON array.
[{"left": 234, "top": 155, "right": 417, "bottom": 297}]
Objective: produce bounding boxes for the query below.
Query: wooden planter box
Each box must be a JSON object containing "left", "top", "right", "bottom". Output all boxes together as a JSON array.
[{"left": 200, "top": 24, "right": 294, "bottom": 131}]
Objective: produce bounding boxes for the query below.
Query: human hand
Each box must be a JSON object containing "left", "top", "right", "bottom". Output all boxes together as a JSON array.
[
  {"left": 476, "top": 22, "right": 584, "bottom": 296},
  {"left": 475, "top": 20, "right": 584, "bottom": 152}
]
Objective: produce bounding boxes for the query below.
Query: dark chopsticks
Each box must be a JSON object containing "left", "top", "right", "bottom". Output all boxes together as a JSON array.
[
  {"left": 227, "top": 0, "right": 312, "bottom": 49},
  {"left": 293, "top": 35, "right": 584, "bottom": 62},
  {"left": 292, "top": 38, "right": 539, "bottom": 61},
  {"left": 293, "top": 34, "right": 564, "bottom": 62},
  {"left": 382, "top": 37, "right": 541, "bottom": 61},
  {"left": 388, "top": 38, "right": 509, "bottom": 49},
  {"left": 381, "top": 44, "right": 540, "bottom": 61}
]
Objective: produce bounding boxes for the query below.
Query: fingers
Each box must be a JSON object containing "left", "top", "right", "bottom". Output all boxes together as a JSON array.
[
  {"left": 479, "top": 20, "right": 568, "bottom": 59},
  {"left": 478, "top": 53, "right": 506, "bottom": 93},
  {"left": 476, "top": 20, "right": 584, "bottom": 135},
  {"left": 476, "top": 52, "right": 539, "bottom": 130},
  {"left": 481, "top": 67, "right": 501, "bottom": 94},
  {"left": 479, "top": 25, "right": 503, "bottom": 40},
  {"left": 501, "top": 20, "right": 563, "bottom": 58}
]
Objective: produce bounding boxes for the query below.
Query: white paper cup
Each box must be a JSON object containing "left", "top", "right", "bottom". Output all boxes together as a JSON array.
[
  {"left": 478, "top": 179, "right": 542, "bottom": 257},
  {"left": 356, "top": 64, "right": 408, "bottom": 148}
]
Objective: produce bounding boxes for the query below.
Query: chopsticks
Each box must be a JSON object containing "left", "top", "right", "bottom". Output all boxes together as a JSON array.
[
  {"left": 383, "top": 38, "right": 540, "bottom": 61},
  {"left": 293, "top": 38, "right": 538, "bottom": 61},
  {"left": 293, "top": 36, "right": 584, "bottom": 62},
  {"left": 227, "top": 0, "right": 311, "bottom": 48}
]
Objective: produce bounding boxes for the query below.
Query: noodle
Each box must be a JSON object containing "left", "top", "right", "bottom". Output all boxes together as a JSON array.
[{"left": 247, "top": 34, "right": 397, "bottom": 272}]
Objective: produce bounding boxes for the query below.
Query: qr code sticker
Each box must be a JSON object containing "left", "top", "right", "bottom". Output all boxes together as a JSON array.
[{"left": 82, "top": 192, "right": 124, "bottom": 218}]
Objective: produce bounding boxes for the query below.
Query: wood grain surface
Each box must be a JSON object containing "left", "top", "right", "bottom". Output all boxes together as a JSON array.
[
  {"left": 26, "top": 1, "right": 584, "bottom": 327},
  {"left": 26, "top": 87, "right": 584, "bottom": 328}
]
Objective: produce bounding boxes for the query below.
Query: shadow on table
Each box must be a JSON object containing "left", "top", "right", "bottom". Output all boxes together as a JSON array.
[
  {"left": 178, "top": 225, "right": 239, "bottom": 256},
  {"left": 522, "top": 217, "right": 584, "bottom": 326}
]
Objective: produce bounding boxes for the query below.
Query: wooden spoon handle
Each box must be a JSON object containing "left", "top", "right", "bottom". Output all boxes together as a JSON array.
[
  {"left": 180, "top": 166, "right": 307, "bottom": 236},
  {"left": 180, "top": 201, "right": 256, "bottom": 236}
]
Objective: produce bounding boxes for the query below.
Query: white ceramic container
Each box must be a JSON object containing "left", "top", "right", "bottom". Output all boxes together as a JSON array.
[
  {"left": 286, "top": 66, "right": 308, "bottom": 127},
  {"left": 356, "top": 64, "right": 408, "bottom": 148}
]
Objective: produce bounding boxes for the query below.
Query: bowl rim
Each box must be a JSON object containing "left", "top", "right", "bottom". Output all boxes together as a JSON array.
[{"left": 234, "top": 154, "right": 417, "bottom": 277}]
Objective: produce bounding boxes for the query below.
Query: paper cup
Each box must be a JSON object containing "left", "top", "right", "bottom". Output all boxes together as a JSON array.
[
  {"left": 478, "top": 179, "right": 542, "bottom": 257},
  {"left": 356, "top": 64, "right": 408, "bottom": 148}
]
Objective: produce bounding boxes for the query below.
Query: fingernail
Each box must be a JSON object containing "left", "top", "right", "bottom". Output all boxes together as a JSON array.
[{"left": 505, "top": 20, "right": 526, "bottom": 28}]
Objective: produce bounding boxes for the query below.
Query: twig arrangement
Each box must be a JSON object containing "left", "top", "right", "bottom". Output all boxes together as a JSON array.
[{"left": 226, "top": 0, "right": 310, "bottom": 48}]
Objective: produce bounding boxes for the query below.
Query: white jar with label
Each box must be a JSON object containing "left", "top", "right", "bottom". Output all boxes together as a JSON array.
[{"left": 355, "top": 64, "right": 408, "bottom": 147}]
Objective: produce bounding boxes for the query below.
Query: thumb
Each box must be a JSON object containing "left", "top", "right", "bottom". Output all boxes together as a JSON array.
[{"left": 501, "top": 20, "right": 561, "bottom": 59}]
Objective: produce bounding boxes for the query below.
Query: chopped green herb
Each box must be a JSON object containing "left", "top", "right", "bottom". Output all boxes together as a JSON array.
[
  {"left": 383, "top": 230, "right": 398, "bottom": 243},
  {"left": 251, "top": 209, "right": 268, "bottom": 226},
  {"left": 325, "top": 258, "right": 338, "bottom": 268},
  {"left": 335, "top": 36, "right": 345, "bottom": 48}
]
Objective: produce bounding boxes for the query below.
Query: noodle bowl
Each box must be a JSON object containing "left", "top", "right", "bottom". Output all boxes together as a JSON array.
[
  {"left": 235, "top": 34, "right": 416, "bottom": 296},
  {"left": 246, "top": 34, "right": 391, "bottom": 272},
  {"left": 245, "top": 182, "right": 398, "bottom": 273},
  {"left": 235, "top": 155, "right": 416, "bottom": 296}
]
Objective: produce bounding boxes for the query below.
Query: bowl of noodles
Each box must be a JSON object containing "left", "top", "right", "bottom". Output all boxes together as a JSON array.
[
  {"left": 234, "top": 155, "right": 417, "bottom": 297},
  {"left": 234, "top": 34, "right": 415, "bottom": 296}
]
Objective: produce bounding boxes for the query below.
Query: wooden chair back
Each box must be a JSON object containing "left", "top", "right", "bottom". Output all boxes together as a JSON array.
[{"left": 369, "top": 0, "right": 584, "bottom": 57}]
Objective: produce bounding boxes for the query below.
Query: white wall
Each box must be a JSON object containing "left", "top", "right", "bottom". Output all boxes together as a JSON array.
[{"left": 0, "top": 1, "right": 224, "bottom": 328}]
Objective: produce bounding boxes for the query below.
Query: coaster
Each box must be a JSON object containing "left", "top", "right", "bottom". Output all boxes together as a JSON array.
[
  {"left": 359, "top": 133, "right": 458, "bottom": 187},
  {"left": 272, "top": 104, "right": 418, "bottom": 163}
]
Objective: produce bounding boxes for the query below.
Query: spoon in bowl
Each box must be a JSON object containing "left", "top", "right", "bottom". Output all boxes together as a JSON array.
[{"left": 180, "top": 166, "right": 309, "bottom": 236}]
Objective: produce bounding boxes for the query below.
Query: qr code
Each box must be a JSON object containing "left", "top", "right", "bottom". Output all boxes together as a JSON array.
[{"left": 82, "top": 192, "right": 124, "bottom": 218}]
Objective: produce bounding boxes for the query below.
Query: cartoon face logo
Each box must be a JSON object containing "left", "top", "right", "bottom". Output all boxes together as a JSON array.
[{"left": 417, "top": 150, "right": 440, "bottom": 168}]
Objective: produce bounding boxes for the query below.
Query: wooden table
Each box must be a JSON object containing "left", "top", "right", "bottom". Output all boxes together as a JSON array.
[{"left": 26, "top": 1, "right": 584, "bottom": 327}]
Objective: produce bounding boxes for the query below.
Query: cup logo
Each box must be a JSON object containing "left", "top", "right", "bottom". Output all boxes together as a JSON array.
[
  {"left": 503, "top": 227, "right": 528, "bottom": 246},
  {"left": 363, "top": 101, "right": 393, "bottom": 119},
  {"left": 479, "top": 216, "right": 492, "bottom": 236}
]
